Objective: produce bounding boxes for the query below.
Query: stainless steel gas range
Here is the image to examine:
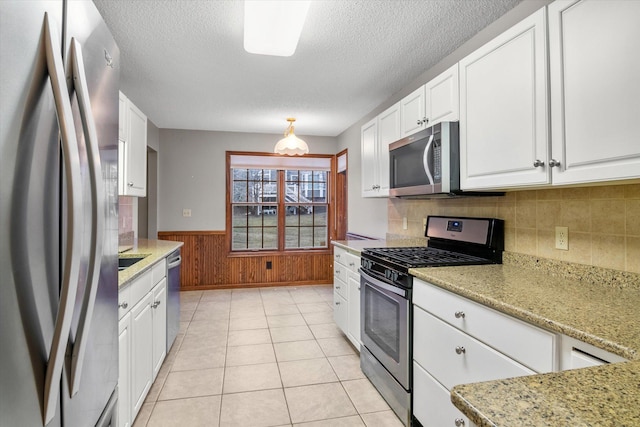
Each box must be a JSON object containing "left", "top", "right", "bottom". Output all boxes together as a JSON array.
[{"left": 359, "top": 216, "right": 504, "bottom": 426}]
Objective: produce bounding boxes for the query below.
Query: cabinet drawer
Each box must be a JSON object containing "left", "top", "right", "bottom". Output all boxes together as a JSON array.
[
  {"left": 413, "top": 306, "right": 535, "bottom": 391},
  {"left": 344, "top": 252, "right": 360, "bottom": 274},
  {"left": 118, "top": 285, "right": 131, "bottom": 319},
  {"left": 333, "top": 276, "right": 347, "bottom": 299},
  {"left": 334, "top": 262, "right": 348, "bottom": 285},
  {"left": 128, "top": 269, "right": 153, "bottom": 308},
  {"left": 414, "top": 279, "right": 555, "bottom": 373},
  {"left": 413, "top": 361, "right": 469, "bottom": 427},
  {"left": 334, "top": 246, "right": 348, "bottom": 265},
  {"left": 151, "top": 259, "right": 166, "bottom": 285}
]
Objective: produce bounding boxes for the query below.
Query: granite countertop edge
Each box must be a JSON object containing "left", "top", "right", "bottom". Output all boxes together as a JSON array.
[
  {"left": 118, "top": 238, "right": 183, "bottom": 288},
  {"left": 407, "top": 254, "right": 640, "bottom": 427}
]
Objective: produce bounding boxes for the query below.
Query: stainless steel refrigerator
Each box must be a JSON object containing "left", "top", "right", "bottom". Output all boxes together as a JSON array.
[{"left": 1, "top": 1, "right": 120, "bottom": 425}]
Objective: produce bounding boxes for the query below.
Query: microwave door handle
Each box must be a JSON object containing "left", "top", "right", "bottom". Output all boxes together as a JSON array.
[
  {"left": 42, "top": 13, "right": 83, "bottom": 425},
  {"left": 422, "top": 134, "right": 435, "bottom": 186},
  {"left": 68, "top": 38, "right": 105, "bottom": 396}
]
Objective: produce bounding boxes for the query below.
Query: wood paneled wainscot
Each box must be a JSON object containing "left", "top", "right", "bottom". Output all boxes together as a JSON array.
[{"left": 158, "top": 231, "right": 333, "bottom": 290}]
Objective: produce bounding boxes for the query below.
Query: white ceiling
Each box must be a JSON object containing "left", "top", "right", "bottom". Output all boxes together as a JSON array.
[{"left": 93, "top": 0, "right": 522, "bottom": 137}]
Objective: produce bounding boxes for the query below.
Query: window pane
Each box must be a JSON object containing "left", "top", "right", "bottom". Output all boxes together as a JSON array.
[
  {"left": 299, "top": 227, "right": 313, "bottom": 248},
  {"left": 315, "top": 171, "right": 327, "bottom": 182},
  {"left": 232, "top": 227, "right": 247, "bottom": 250},
  {"left": 247, "top": 228, "right": 263, "bottom": 249},
  {"left": 285, "top": 227, "right": 299, "bottom": 249},
  {"left": 314, "top": 227, "right": 328, "bottom": 247},
  {"left": 285, "top": 205, "right": 299, "bottom": 225},
  {"left": 233, "top": 182, "right": 247, "bottom": 202},
  {"left": 299, "top": 206, "right": 314, "bottom": 226},
  {"left": 314, "top": 205, "right": 327, "bottom": 226},
  {"left": 263, "top": 227, "right": 278, "bottom": 249},
  {"left": 232, "top": 205, "right": 249, "bottom": 226},
  {"left": 262, "top": 206, "right": 277, "bottom": 226},
  {"left": 263, "top": 182, "right": 277, "bottom": 203},
  {"left": 232, "top": 168, "right": 247, "bottom": 180},
  {"left": 313, "top": 183, "right": 326, "bottom": 202}
]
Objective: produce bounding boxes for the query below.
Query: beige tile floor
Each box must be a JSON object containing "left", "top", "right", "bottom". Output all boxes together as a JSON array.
[{"left": 133, "top": 285, "right": 404, "bottom": 427}]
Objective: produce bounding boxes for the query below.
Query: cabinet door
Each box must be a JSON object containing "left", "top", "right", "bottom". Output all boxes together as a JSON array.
[
  {"left": 400, "top": 86, "right": 426, "bottom": 138},
  {"left": 151, "top": 278, "right": 167, "bottom": 380},
  {"left": 361, "top": 118, "right": 378, "bottom": 197},
  {"left": 118, "top": 91, "right": 127, "bottom": 142},
  {"left": 118, "top": 313, "right": 131, "bottom": 427},
  {"left": 425, "top": 64, "right": 459, "bottom": 127},
  {"left": 460, "top": 9, "right": 549, "bottom": 190},
  {"left": 549, "top": 0, "right": 640, "bottom": 185},
  {"left": 377, "top": 102, "right": 400, "bottom": 196},
  {"left": 124, "top": 100, "right": 147, "bottom": 197},
  {"left": 413, "top": 361, "right": 470, "bottom": 427},
  {"left": 347, "top": 273, "right": 361, "bottom": 350},
  {"left": 333, "top": 291, "right": 348, "bottom": 334},
  {"left": 130, "top": 292, "right": 153, "bottom": 418}
]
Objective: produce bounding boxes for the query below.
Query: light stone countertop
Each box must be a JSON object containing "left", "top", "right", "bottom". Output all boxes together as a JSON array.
[
  {"left": 118, "top": 238, "right": 183, "bottom": 288},
  {"left": 408, "top": 253, "right": 640, "bottom": 427}
]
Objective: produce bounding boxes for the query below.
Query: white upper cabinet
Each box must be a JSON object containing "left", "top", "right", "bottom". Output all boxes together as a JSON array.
[
  {"left": 400, "top": 86, "right": 426, "bottom": 138},
  {"left": 548, "top": 0, "right": 640, "bottom": 185},
  {"left": 424, "top": 64, "right": 459, "bottom": 127},
  {"left": 460, "top": 8, "right": 549, "bottom": 190},
  {"left": 361, "top": 117, "right": 378, "bottom": 197},
  {"left": 119, "top": 92, "right": 147, "bottom": 197},
  {"left": 400, "top": 64, "right": 459, "bottom": 138},
  {"left": 361, "top": 102, "right": 400, "bottom": 198},
  {"left": 376, "top": 102, "right": 401, "bottom": 196}
]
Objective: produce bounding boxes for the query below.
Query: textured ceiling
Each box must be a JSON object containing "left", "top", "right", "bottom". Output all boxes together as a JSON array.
[{"left": 93, "top": 0, "right": 522, "bottom": 136}]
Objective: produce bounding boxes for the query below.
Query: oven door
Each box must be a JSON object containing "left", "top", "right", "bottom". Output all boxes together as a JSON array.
[{"left": 360, "top": 269, "right": 410, "bottom": 389}]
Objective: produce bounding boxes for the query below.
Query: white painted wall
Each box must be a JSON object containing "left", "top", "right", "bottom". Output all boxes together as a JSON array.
[
  {"left": 158, "top": 130, "right": 338, "bottom": 231},
  {"left": 336, "top": 0, "right": 552, "bottom": 239}
]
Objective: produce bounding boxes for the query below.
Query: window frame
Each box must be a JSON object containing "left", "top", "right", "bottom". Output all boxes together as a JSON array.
[{"left": 226, "top": 151, "right": 335, "bottom": 256}]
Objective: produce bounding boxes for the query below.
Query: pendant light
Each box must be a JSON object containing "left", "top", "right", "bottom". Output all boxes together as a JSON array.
[{"left": 274, "top": 118, "right": 309, "bottom": 156}]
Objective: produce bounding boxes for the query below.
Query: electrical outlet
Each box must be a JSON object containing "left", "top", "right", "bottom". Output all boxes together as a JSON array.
[
  {"left": 555, "top": 226, "right": 569, "bottom": 250},
  {"left": 182, "top": 208, "right": 192, "bottom": 217},
  {"left": 402, "top": 217, "right": 408, "bottom": 230},
  {"left": 423, "top": 218, "right": 427, "bottom": 231}
]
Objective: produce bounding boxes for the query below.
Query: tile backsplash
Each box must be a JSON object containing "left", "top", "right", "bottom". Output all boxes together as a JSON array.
[
  {"left": 388, "top": 183, "right": 640, "bottom": 273},
  {"left": 118, "top": 196, "right": 135, "bottom": 248}
]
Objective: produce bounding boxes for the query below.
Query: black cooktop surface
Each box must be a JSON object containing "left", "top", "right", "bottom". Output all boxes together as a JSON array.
[{"left": 362, "top": 246, "right": 493, "bottom": 268}]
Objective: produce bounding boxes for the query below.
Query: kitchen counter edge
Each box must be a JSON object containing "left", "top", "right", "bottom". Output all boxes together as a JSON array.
[{"left": 118, "top": 238, "right": 183, "bottom": 288}]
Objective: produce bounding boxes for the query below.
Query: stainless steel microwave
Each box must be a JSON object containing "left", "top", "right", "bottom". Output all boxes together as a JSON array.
[
  {"left": 388, "top": 122, "right": 502, "bottom": 198},
  {"left": 389, "top": 122, "right": 460, "bottom": 197}
]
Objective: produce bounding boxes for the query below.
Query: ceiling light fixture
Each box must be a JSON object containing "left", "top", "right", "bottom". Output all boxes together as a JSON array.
[
  {"left": 244, "top": 0, "right": 311, "bottom": 57},
  {"left": 274, "top": 118, "right": 309, "bottom": 156}
]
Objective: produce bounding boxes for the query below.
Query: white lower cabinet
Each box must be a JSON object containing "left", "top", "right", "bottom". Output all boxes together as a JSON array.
[
  {"left": 117, "top": 313, "right": 132, "bottom": 427},
  {"left": 333, "top": 246, "right": 361, "bottom": 349},
  {"left": 412, "top": 278, "right": 555, "bottom": 427},
  {"left": 131, "top": 292, "right": 154, "bottom": 415},
  {"left": 413, "top": 361, "right": 470, "bottom": 427},
  {"left": 559, "top": 335, "right": 626, "bottom": 371},
  {"left": 118, "top": 259, "right": 167, "bottom": 426}
]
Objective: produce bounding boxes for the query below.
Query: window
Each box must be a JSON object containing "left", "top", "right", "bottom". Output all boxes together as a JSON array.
[{"left": 228, "top": 153, "right": 332, "bottom": 252}]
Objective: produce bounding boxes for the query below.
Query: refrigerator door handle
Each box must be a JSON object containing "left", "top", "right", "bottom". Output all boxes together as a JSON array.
[
  {"left": 67, "top": 38, "right": 105, "bottom": 396},
  {"left": 41, "top": 13, "right": 84, "bottom": 425}
]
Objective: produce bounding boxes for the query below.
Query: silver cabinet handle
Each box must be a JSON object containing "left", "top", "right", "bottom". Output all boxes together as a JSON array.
[
  {"left": 349, "top": 262, "right": 355, "bottom": 267},
  {"left": 533, "top": 159, "right": 544, "bottom": 167},
  {"left": 549, "top": 159, "right": 561, "bottom": 168},
  {"left": 335, "top": 301, "right": 341, "bottom": 305},
  {"left": 335, "top": 285, "right": 341, "bottom": 289},
  {"left": 416, "top": 119, "right": 422, "bottom": 125},
  {"left": 128, "top": 181, "right": 134, "bottom": 186},
  {"left": 68, "top": 37, "right": 106, "bottom": 397},
  {"left": 455, "top": 346, "right": 466, "bottom": 355},
  {"left": 423, "top": 117, "right": 428, "bottom": 125},
  {"left": 454, "top": 311, "right": 465, "bottom": 319},
  {"left": 152, "top": 300, "right": 161, "bottom": 309},
  {"left": 335, "top": 254, "right": 341, "bottom": 259},
  {"left": 119, "top": 302, "right": 128, "bottom": 309},
  {"left": 455, "top": 418, "right": 466, "bottom": 426},
  {"left": 42, "top": 13, "right": 84, "bottom": 425},
  {"left": 335, "top": 269, "right": 341, "bottom": 274}
]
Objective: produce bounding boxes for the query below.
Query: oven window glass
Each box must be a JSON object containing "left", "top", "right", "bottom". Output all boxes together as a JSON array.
[{"left": 364, "top": 285, "right": 400, "bottom": 362}]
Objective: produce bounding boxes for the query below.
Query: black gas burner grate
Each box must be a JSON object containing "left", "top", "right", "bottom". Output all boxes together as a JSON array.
[{"left": 363, "top": 246, "right": 490, "bottom": 268}]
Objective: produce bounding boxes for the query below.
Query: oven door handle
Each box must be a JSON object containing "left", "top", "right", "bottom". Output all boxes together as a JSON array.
[{"left": 360, "top": 269, "right": 407, "bottom": 298}]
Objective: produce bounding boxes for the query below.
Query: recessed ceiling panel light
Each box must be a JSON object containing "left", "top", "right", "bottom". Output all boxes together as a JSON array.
[{"left": 244, "top": 0, "right": 311, "bottom": 57}]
